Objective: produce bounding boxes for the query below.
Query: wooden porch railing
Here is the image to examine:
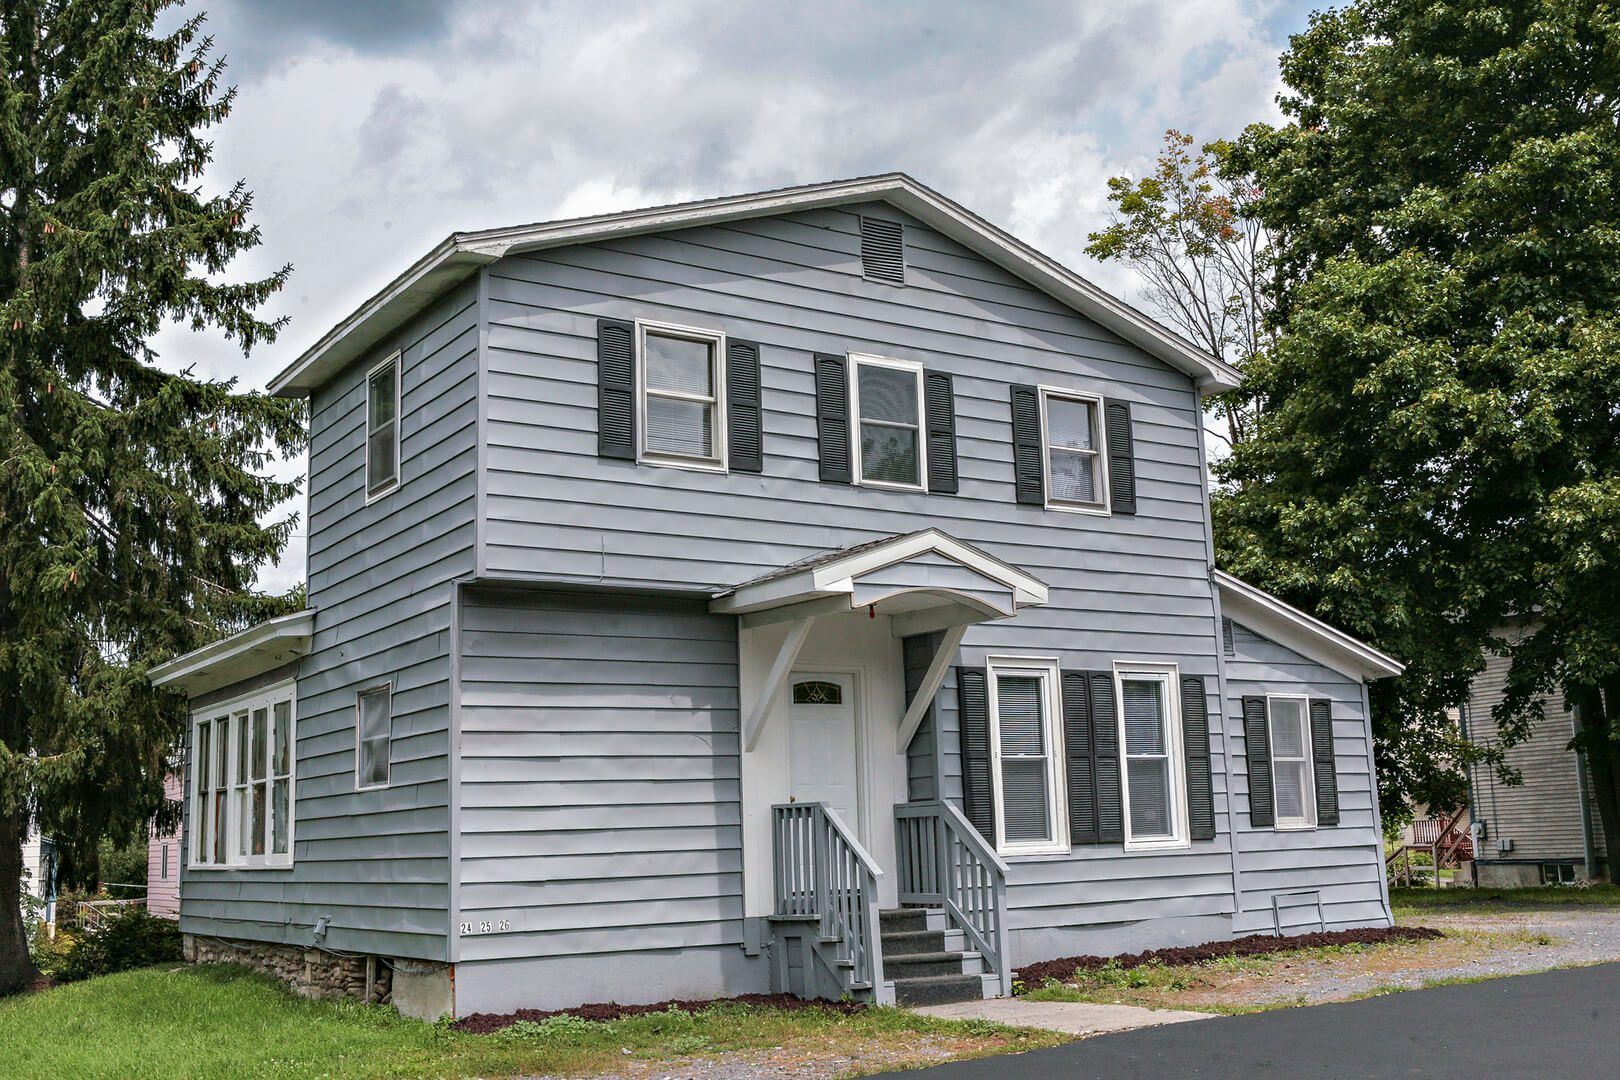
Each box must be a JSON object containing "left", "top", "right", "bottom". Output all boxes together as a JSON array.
[
  {"left": 771, "top": 803, "right": 886, "bottom": 993},
  {"left": 894, "top": 800, "right": 1011, "bottom": 996},
  {"left": 1387, "top": 806, "right": 1473, "bottom": 888}
]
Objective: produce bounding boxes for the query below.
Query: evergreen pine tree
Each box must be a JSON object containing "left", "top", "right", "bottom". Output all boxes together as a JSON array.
[{"left": 0, "top": 1, "right": 302, "bottom": 993}]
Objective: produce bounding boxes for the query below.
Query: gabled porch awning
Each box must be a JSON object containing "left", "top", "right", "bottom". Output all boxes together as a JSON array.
[
  {"left": 713, "top": 530, "right": 1047, "bottom": 752},
  {"left": 710, "top": 528, "right": 1047, "bottom": 638}
]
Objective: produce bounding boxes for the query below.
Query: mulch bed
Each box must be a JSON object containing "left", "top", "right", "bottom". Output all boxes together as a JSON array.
[
  {"left": 453, "top": 992, "right": 865, "bottom": 1034},
  {"left": 1014, "top": 925, "right": 1444, "bottom": 989}
]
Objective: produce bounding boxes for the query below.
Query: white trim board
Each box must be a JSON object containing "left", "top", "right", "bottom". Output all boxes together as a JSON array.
[
  {"left": 1214, "top": 570, "right": 1404, "bottom": 682},
  {"left": 267, "top": 174, "right": 1241, "bottom": 397},
  {"left": 147, "top": 610, "right": 315, "bottom": 698}
]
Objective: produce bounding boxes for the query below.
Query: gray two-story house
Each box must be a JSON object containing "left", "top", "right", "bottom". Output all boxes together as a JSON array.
[{"left": 148, "top": 174, "right": 1402, "bottom": 1018}]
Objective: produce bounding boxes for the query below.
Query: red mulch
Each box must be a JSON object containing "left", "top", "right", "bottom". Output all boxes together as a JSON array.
[
  {"left": 1015, "top": 925, "right": 1444, "bottom": 988},
  {"left": 453, "top": 992, "right": 865, "bottom": 1034}
]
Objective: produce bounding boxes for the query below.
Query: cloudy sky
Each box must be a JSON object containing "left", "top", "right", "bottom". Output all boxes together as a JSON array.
[{"left": 157, "top": 0, "right": 1315, "bottom": 592}]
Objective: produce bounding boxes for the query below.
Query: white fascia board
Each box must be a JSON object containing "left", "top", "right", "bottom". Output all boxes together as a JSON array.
[
  {"left": 147, "top": 610, "right": 315, "bottom": 697},
  {"left": 268, "top": 173, "right": 1239, "bottom": 400},
  {"left": 1214, "top": 570, "right": 1404, "bottom": 681}
]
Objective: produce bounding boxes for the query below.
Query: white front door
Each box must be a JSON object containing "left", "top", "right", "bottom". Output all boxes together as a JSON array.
[{"left": 787, "top": 673, "right": 862, "bottom": 837}]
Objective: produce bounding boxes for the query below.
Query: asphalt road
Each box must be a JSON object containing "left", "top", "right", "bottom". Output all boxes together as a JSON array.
[{"left": 881, "top": 962, "right": 1620, "bottom": 1079}]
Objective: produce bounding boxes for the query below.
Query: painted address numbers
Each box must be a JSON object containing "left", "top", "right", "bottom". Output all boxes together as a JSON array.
[{"left": 458, "top": 919, "right": 512, "bottom": 935}]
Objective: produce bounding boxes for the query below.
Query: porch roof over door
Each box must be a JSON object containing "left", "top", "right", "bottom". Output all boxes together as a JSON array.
[{"left": 709, "top": 528, "right": 1048, "bottom": 637}]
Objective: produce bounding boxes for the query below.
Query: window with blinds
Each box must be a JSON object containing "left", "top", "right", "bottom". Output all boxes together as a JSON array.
[
  {"left": 638, "top": 322, "right": 726, "bottom": 469},
  {"left": 1117, "top": 669, "right": 1189, "bottom": 849},
  {"left": 851, "top": 355, "right": 926, "bottom": 490},
  {"left": 988, "top": 658, "right": 1066, "bottom": 855},
  {"left": 1267, "top": 696, "right": 1317, "bottom": 828}
]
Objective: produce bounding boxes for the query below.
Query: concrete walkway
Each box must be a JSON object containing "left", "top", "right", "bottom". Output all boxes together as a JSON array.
[{"left": 911, "top": 997, "right": 1212, "bottom": 1037}]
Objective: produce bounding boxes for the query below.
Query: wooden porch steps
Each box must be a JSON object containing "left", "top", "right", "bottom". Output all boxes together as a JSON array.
[{"left": 880, "top": 908, "right": 996, "bottom": 1005}]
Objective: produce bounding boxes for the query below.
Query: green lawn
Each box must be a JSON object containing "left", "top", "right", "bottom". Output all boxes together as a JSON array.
[
  {"left": 0, "top": 964, "right": 1065, "bottom": 1080},
  {"left": 1391, "top": 884, "right": 1620, "bottom": 917}
]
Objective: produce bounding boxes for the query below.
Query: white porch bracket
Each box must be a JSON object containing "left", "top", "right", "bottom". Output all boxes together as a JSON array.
[
  {"left": 895, "top": 624, "right": 968, "bottom": 752},
  {"left": 744, "top": 616, "right": 816, "bottom": 752}
]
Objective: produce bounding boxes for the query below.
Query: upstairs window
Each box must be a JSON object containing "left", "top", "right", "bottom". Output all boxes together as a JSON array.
[
  {"left": 1039, "top": 389, "right": 1107, "bottom": 512},
  {"left": 638, "top": 322, "right": 726, "bottom": 469},
  {"left": 356, "top": 685, "right": 393, "bottom": 790},
  {"left": 850, "top": 354, "right": 926, "bottom": 490},
  {"left": 1267, "top": 696, "right": 1317, "bottom": 829},
  {"left": 366, "top": 353, "right": 401, "bottom": 499},
  {"left": 190, "top": 684, "right": 295, "bottom": 869}
]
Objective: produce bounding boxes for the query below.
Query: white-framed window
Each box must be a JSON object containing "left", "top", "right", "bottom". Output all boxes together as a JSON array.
[
  {"left": 356, "top": 684, "right": 392, "bottom": 790},
  {"left": 1116, "top": 665, "right": 1189, "bottom": 850},
  {"left": 1267, "top": 695, "right": 1317, "bottom": 829},
  {"left": 1038, "top": 388, "right": 1108, "bottom": 513},
  {"left": 987, "top": 657, "right": 1067, "bottom": 855},
  {"left": 637, "top": 320, "right": 726, "bottom": 469},
  {"left": 849, "top": 353, "right": 926, "bottom": 490},
  {"left": 189, "top": 682, "right": 295, "bottom": 869},
  {"left": 366, "top": 352, "right": 401, "bottom": 500}
]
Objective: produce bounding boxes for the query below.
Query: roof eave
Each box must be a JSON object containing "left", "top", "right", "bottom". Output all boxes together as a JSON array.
[
  {"left": 267, "top": 173, "right": 1240, "bottom": 399},
  {"left": 1214, "top": 570, "right": 1405, "bottom": 682},
  {"left": 147, "top": 610, "right": 316, "bottom": 698}
]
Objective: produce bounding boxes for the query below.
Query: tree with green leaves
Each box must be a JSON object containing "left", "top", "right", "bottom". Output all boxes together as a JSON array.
[
  {"left": 1, "top": 2, "right": 303, "bottom": 994},
  {"left": 1086, "top": 129, "right": 1274, "bottom": 450},
  {"left": 1215, "top": 0, "right": 1620, "bottom": 850}
]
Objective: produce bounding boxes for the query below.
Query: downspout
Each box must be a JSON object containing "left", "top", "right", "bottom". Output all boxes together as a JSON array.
[
  {"left": 1360, "top": 678, "right": 1394, "bottom": 926},
  {"left": 1193, "top": 418, "right": 1244, "bottom": 925}
]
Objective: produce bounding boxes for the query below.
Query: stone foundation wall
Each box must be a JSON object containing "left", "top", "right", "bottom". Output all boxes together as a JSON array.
[{"left": 184, "top": 935, "right": 394, "bottom": 1004}]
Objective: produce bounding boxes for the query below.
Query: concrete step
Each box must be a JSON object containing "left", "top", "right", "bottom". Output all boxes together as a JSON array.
[
  {"left": 879, "top": 907, "right": 945, "bottom": 935},
  {"left": 893, "top": 972, "right": 989, "bottom": 1007},
  {"left": 881, "top": 928, "right": 960, "bottom": 956},
  {"left": 886, "top": 950, "right": 984, "bottom": 980}
]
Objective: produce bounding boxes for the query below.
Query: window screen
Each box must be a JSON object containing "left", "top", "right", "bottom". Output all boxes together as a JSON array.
[
  {"left": 854, "top": 359, "right": 924, "bottom": 488},
  {"left": 357, "top": 686, "right": 392, "bottom": 789}
]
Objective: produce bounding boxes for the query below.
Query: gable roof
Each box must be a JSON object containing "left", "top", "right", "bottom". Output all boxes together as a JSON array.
[
  {"left": 267, "top": 173, "right": 1241, "bottom": 397},
  {"left": 1214, "top": 570, "right": 1405, "bottom": 682}
]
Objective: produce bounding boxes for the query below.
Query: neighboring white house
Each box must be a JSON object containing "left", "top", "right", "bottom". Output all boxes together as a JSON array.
[{"left": 19, "top": 822, "right": 57, "bottom": 925}]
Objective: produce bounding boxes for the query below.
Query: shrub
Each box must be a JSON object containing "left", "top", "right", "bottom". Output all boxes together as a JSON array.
[
  {"left": 27, "top": 923, "right": 80, "bottom": 979},
  {"left": 55, "top": 908, "right": 182, "bottom": 983}
]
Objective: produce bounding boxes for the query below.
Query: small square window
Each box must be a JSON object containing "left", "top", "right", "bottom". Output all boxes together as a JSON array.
[
  {"left": 366, "top": 354, "right": 401, "bottom": 499},
  {"left": 357, "top": 686, "right": 392, "bottom": 789},
  {"left": 850, "top": 355, "right": 926, "bottom": 490},
  {"left": 638, "top": 323, "right": 725, "bottom": 469},
  {"left": 1039, "top": 389, "right": 1107, "bottom": 512}
]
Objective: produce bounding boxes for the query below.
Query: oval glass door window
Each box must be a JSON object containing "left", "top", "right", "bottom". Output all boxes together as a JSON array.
[{"left": 792, "top": 680, "right": 843, "bottom": 705}]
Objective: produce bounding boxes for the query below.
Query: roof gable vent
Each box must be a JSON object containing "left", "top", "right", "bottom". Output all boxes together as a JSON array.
[{"left": 859, "top": 216, "right": 905, "bottom": 284}]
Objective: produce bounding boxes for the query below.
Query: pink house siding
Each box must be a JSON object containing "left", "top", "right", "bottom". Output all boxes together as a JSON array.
[{"left": 146, "top": 772, "right": 182, "bottom": 919}]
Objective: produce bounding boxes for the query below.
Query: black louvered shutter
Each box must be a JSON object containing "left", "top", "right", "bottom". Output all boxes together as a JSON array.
[
  {"left": 1104, "top": 399, "right": 1137, "bottom": 514},
  {"left": 1062, "top": 672, "right": 1098, "bottom": 845},
  {"left": 597, "top": 319, "right": 636, "bottom": 459},
  {"left": 726, "top": 339, "right": 763, "bottom": 473},
  {"left": 1087, "top": 672, "right": 1124, "bottom": 843},
  {"left": 814, "top": 353, "right": 851, "bottom": 483},
  {"left": 1180, "top": 677, "right": 1216, "bottom": 841},
  {"left": 958, "top": 669, "right": 996, "bottom": 842},
  {"left": 1010, "top": 384, "right": 1044, "bottom": 505},
  {"left": 1310, "top": 699, "right": 1341, "bottom": 826},
  {"left": 924, "top": 370, "right": 958, "bottom": 494},
  {"left": 1243, "top": 696, "right": 1275, "bottom": 828}
]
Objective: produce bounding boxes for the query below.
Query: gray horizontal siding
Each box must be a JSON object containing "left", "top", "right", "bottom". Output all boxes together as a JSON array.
[
  {"left": 1225, "top": 622, "right": 1388, "bottom": 931},
  {"left": 475, "top": 202, "right": 1237, "bottom": 936},
  {"left": 455, "top": 586, "right": 742, "bottom": 963},
  {"left": 1467, "top": 635, "right": 1604, "bottom": 862},
  {"left": 180, "top": 279, "right": 479, "bottom": 959}
]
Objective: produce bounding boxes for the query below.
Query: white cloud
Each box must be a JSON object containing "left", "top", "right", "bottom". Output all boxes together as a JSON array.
[{"left": 162, "top": 0, "right": 1302, "bottom": 593}]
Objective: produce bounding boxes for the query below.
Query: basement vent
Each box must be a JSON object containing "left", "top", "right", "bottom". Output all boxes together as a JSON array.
[{"left": 859, "top": 216, "right": 905, "bottom": 284}]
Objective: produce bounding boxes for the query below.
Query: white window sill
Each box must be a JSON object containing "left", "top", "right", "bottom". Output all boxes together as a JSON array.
[
  {"left": 1044, "top": 501, "right": 1110, "bottom": 517},
  {"left": 187, "top": 862, "right": 294, "bottom": 872},
  {"left": 1274, "top": 821, "right": 1318, "bottom": 832},
  {"left": 364, "top": 481, "right": 399, "bottom": 505},
  {"left": 999, "top": 844, "right": 1070, "bottom": 859},
  {"left": 1123, "top": 837, "right": 1192, "bottom": 853},
  {"left": 636, "top": 454, "right": 728, "bottom": 474}
]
